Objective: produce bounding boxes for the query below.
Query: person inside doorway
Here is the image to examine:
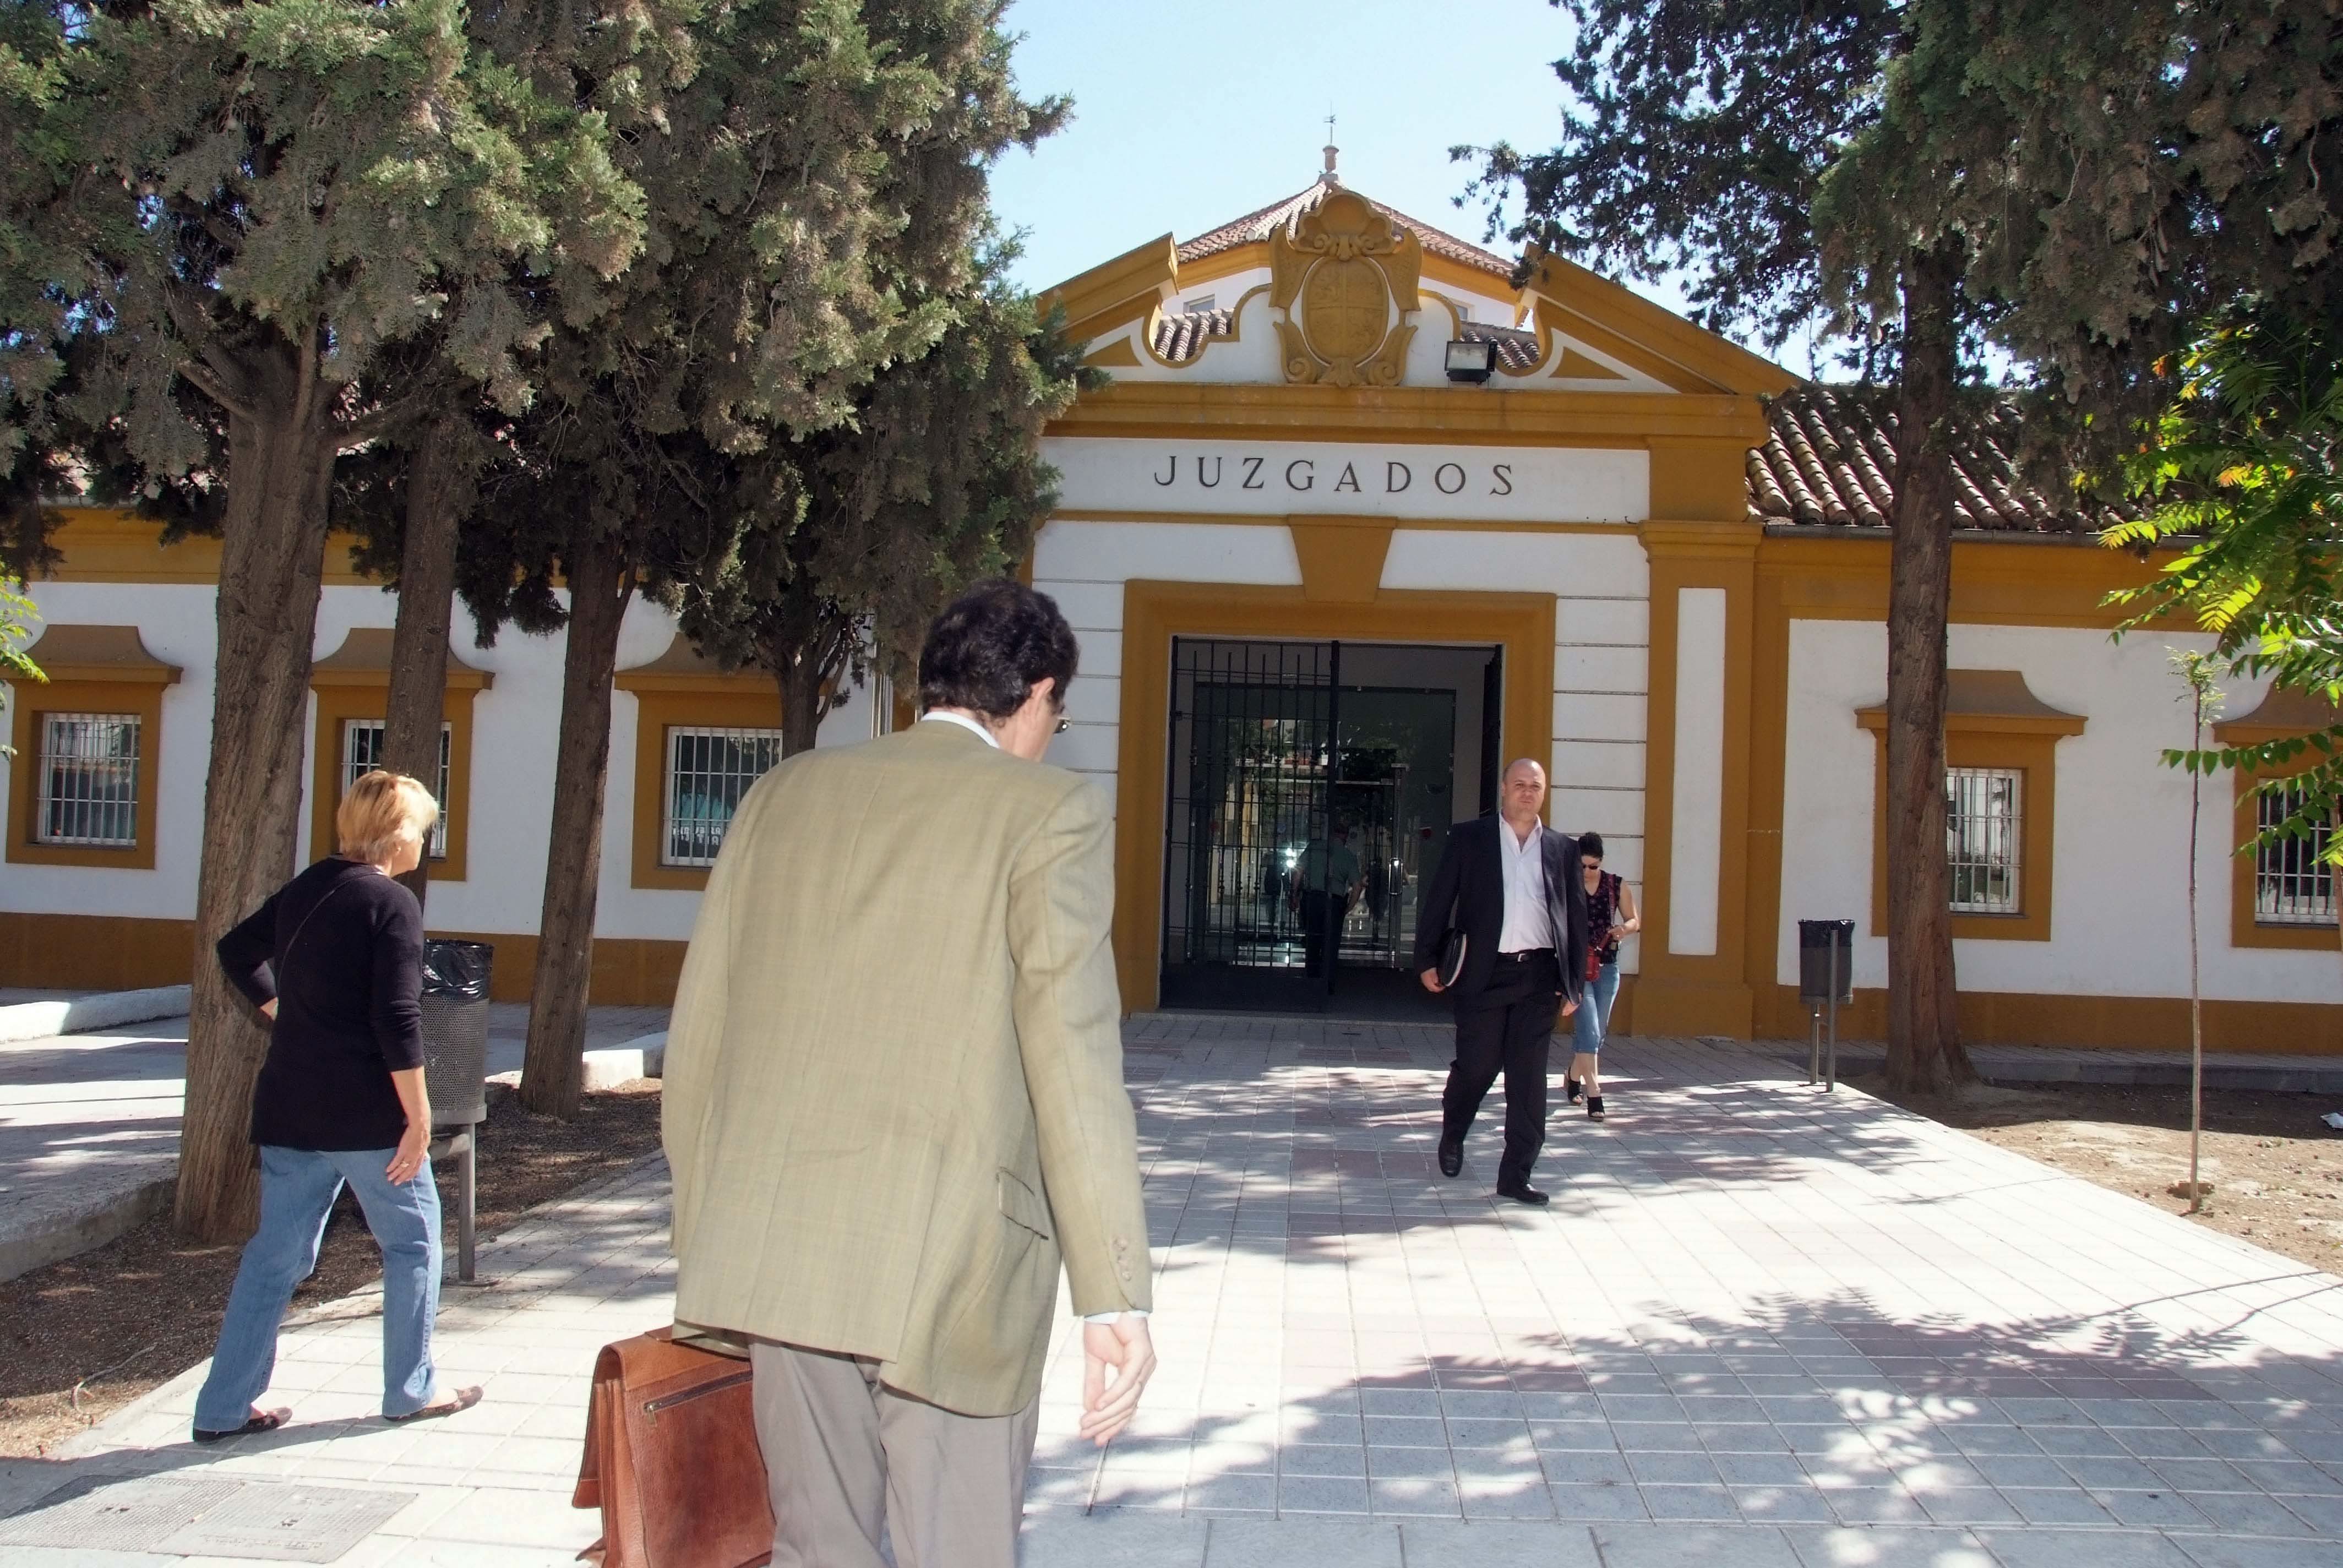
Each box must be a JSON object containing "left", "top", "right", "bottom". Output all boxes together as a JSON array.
[
  {"left": 1566, "top": 832, "right": 1638, "bottom": 1122},
  {"left": 1290, "top": 823, "right": 1360, "bottom": 977},
  {"left": 1412, "top": 759, "right": 1589, "bottom": 1205}
]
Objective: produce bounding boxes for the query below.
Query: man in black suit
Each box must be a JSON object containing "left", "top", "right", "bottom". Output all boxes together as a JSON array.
[{"left": 1411, "top": 758, "right": 1590, "bottom": 1205}]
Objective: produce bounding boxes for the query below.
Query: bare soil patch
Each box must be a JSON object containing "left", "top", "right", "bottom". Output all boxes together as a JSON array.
[
  {"left": 0, "top": 1080, "right": 662, "bottom": 1457},
  {"left": 1860, "top": 1074, "right": 2343, "bottom": 1275}
]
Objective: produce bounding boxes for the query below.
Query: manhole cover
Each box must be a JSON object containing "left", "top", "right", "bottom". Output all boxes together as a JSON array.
[
  {"left": 0, "top": 1474, "right": 239, "bottom": 1552},
  {"left": 157, "top": 1480, "right": 416, "bottom": 1560},
  {"left": 0, "top": 1473, "right": 414, "bottom": 1562}
]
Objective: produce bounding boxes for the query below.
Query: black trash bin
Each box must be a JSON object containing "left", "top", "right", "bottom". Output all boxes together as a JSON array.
[
  {"left": 419, "top": 939, "right": 494, "bottom": 1128},
  {"left": 1796, "top": 920, "right": 1854, "bottom": 1004},
  {"left": 1796, "top": 919, "right": 1854, "bottom": 1089},
  {"left": 418, "top": 939, "right": 493, "bottom": 1282}
]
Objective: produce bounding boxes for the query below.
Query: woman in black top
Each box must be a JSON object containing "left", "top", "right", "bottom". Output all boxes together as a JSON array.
[
  {"left": 192, "top": 770, "right": 482, "bottom": 1441},
  {"left": 1566, "top": 832, "right": 1639, "bottom": 1123}
]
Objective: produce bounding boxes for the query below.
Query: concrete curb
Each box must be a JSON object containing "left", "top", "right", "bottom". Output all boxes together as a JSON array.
[
  {"left": 0, "top": 986, "right": 190, "bottom": 1046},
  {"left": 581, "top": 1031, "right": 666, "bottom": 1091},
  {"left": 0, "top": 1174, "right": 175, "bottom": 1284}
]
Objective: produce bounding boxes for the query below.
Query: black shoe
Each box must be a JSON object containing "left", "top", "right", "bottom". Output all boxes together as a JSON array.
[
  {"left": 1565, "top": 1077, "right": 1582, "bottom": 1103},
  {"left": 1437, "top": 1135, "right": 1463, "bottom": 1179},
  {"left": 1495, "top": 1180, "right": 1550, "bottom": 1207},
  {"left": 1587, "top": 1096, "right": 1606, "bottom": 1122}
]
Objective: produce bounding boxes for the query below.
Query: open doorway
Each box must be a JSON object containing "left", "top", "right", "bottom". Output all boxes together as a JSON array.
[{"left": 1158, "top": 638, "right": 1501, "bottom": 1016}]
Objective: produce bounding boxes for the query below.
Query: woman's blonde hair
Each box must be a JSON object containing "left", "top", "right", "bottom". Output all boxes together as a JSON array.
[{"left": 336, "top": 769, "right": 439, "bottom": 864}]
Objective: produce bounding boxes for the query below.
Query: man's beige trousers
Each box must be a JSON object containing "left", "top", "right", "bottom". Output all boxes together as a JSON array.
[{"left": 750, "top": 1341, "right": 1042, "bottom": 1568}]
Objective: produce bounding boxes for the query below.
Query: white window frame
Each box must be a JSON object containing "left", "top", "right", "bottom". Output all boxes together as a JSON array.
[
  {"left": 2254, "top": 783, "right": 2336, "bottom": 927},
  {"left": 34, "top": 712, "right": 141, "bottom": 847},
  {"left": 341, "top": 719, "right": 451, "bottom": 859},
  {"left": 662, "top": 725, "right": 784, "bottom": 868},
  {"left": 1184, "top": 295, "right": 1217, "bottom": 314},
  {"left": 1946, "top": 766, "right": 2022, "bottom": 915}
]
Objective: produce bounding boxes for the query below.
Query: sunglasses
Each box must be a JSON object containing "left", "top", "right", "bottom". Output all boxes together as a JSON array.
[
  {"left": 1054, "top": 716, "right": 1070, "bottom": 734},
  {"left": 1581, "top": 858, "right": 1602, "bottom": 869}
]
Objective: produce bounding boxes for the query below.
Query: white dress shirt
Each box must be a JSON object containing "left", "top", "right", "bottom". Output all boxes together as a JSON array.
[
  {"left": 1497, "top": 819, "right": 1556, "bottom": 952},
  {"left": 919, "top": 710, "right": 999, "bottom": 748}
]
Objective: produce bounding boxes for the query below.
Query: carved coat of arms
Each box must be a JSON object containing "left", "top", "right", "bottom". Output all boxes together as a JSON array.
[{"left": 1270, "top": 190, "right": 1422, "bottom": 388}]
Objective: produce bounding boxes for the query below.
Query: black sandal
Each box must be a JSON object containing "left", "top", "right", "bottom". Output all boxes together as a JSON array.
[
  {"left": 193, "top": 1408, "right": 288, "bottom": 1444},
  {"left": 1565, "top": 1078, "right": 1583, "bottom": 1104},
  {"left": 1586, "top": 1096, "right": 1606, "bottom": 1122}
]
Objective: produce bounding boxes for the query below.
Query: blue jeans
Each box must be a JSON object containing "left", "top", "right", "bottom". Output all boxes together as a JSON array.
[
  {"left": 194, "top": 1145, "right": 443, "bottom": 1431},
  {"left": 1572, "top": 961, "right": 1621, "bottom": 1056}
]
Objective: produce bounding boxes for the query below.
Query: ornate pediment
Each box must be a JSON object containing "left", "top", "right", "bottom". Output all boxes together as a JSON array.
[{"left": 1268, "top": 190, "right": 1421, "bottom": 388}]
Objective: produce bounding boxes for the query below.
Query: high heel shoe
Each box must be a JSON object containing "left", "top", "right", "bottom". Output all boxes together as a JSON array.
[
  {"left": 1585, "top": 1096, "right": 1606, "bottom": 1122},
  {"left": 1565, "top": 1077, "right": 1582, "bottom": 1104}
]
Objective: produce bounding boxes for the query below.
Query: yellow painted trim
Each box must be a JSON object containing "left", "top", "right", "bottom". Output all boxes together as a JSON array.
[
  {"left": 1048, "top": 382, "right": 1770, "bottom": 447},
  {"left": 39, "top": 506, "right": 375, "bottom": 586},
  {"left": 1743, "top": 533, "right": 2191, "bottom": 1038},
  {"left": 1040, "top": 233, "right": 1178, "bottom": 342},
  {"left": 1759, "top": 982, "right": 2343, "bottom": 1052},
  {"left": 1633, "top": 519, "right": 1764, "bottom": 1037},
  {"left": 305, "top": 680, "right": 483, "bottom": 883},
  {"left": 1083, "top": 337, "right": 1141, "bottom": 369},
  {"left": 1287, "top": 516, "right": 1397, "bottom": 601},
  {"left": 1171, "top": 245, "right": 1273, "bottom": 291},
  {"left": 1527, "top": 254, "right": 1798, "bottom": 396},
  {"left": 1138, "top": 285, "right": 1271, "bottom": 372},
  {"left": 1113, "top": 580, "right": 1557, "bottom": 1012},
  {"left": 626, "top": 687, "right": 783, "bottom": 892},
  {"left": 1048, "top": 510, "right": 1644, "bottom": 535},
  {"left": 1862, "top": 728, "right": 2067, "bottom": 944},
  {"left": 7, "top": 677, "right": 170, "bottom": 870}
]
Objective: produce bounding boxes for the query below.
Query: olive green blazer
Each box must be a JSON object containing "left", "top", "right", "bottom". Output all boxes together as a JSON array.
[{"left": 660, "top": 718, "right": 1152, "bottom": 1415}]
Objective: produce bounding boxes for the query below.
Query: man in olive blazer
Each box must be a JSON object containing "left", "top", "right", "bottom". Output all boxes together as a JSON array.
[{"left": 662, "top": 582, "right": 1153, "bottom": 1568}]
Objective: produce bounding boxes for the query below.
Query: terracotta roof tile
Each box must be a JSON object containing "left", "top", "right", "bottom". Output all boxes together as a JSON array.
[
  {"left": 1751, "top": 386, "right": 2133, "bottom": 533},
  {"left": 1151, "top": 308, "right": 1235, "bottom": 363},
  {"left": 1176, "top": 181, "right": 1517, "bottom": 279}
]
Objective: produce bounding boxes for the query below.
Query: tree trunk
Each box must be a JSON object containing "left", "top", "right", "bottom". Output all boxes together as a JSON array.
[
  {"left": 776, "top": 649, "right": 825, "bottom": 757},
  {"left": 517, "top": 525, "right": 633, "bottom": 1118},
  {"left": 381, "top": 421, "right": 465, "bottom": 911},
  {"left": 176, "top": 336, "right": 340, "bottom": 1241},
  {"left": 1883, "top": 243, "right": 1975, "bottom": 1095}
]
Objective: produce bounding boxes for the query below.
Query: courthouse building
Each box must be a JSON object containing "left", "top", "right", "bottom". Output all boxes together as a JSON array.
[{"left": 6, "top": 167, "right": 2340, "bottom": 1049}]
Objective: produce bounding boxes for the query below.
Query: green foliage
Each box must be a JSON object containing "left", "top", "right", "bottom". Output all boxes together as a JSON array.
[
  {"left": 673, "top": 248, "right": 1093, "bottom": 734},
  {"left": 1460, "top": 1, "right": 1900, "bottom": 355},
  {"left": 0, "top": 0, "right": 648, "bottom": 519},
  {"left": 2110, "top": 311, "right": 2343, "bottom": 861},
  {"left": 0, "top": 571, "right": 40, "bottom": 758},
  {"left": 1818, "top": 0, "right": 2341, "bottom": 471},
  {"left": 457, "top": 0, "right": 1067, "bottom": 650}
]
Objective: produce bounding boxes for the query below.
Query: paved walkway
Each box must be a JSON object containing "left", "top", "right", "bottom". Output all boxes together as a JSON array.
[
  {"left": 0, "top": 1004, "right": 669, "bottom": 1280},
  {"left": 4, "top": 1019, "right": 2341, "bottom": 1566}
]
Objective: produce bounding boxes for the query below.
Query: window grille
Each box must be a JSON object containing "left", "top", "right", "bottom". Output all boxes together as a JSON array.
[
  {"left": 341, "top": 720, "right": 451, "bottom": 858},
  {"left": 35, "top": 712, "right": 140, "bottom": 847},
  {"left": 1946, "top": 766, "right": 2021, "bottom": 914},
  {"left": 663, "top": 726, "right": 784, "bottom": 868},
  {"left": 2255, "top": 785, "right": 2336, "bottom": 925}
]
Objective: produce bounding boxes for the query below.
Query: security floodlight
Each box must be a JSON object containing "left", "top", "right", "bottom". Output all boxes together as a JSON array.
[{"left": 1445, "top": 339, "right": 1500, "bottom": 384}]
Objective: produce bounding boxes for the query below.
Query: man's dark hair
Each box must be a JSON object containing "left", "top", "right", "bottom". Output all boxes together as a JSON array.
[
  {"left": 918, "top": 580, "right": 1079, "bottom": 721},
  {"left": 1578, "top": 831, "right": 1605, "bottom": 861}
]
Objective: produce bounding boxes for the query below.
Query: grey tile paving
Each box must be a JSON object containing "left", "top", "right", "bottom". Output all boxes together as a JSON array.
[{"left": 24, "top": 1023, "right": 2343, "bottom": 1566}]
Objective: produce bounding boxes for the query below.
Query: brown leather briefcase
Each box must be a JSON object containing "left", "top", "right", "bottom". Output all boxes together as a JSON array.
[{"left": 573, "top": 1327, "right": 773, "bottom": 1568}]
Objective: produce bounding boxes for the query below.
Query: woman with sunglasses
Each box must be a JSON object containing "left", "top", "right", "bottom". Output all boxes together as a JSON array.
[{"left": 1566, "top": 833, "right": 1638, "bottom": 1121}]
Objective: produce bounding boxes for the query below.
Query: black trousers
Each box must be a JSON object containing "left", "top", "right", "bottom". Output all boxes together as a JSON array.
[
  {"left": 1440, "top": 950, "right": 1562, "bottom": 1188},
  {"left": 1298, "top": 890, "right": 1349, "bottom": 977}
]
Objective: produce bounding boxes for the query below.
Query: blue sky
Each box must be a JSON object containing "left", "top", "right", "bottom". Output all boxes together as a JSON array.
[{"left": 990, "top": 0, "right": 1619, "bottom": 300}]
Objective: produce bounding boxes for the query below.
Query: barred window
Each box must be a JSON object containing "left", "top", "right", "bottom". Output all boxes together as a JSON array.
[
  {"left": 663, "top": 726, "right": 783, "bottom": 868},
  {"left": 341, "top": 720, "right": 451, "bottom": 859},
  {"left": 35, "top": 713, "right": 140, "bottom": 847},
  {"left": 2254, "top": 785, "right": 2336, "bottom": 926},
  {"left": 1946, "top": 766, "right": 2022, "bottom": 915}
]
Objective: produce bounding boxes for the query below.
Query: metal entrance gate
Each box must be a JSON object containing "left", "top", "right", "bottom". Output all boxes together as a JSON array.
[
  {"left": 1160, "top": 640, "right": 1338, "bottom": 1012},
  {"left": 1158, "top": 638, "right": 1500, "bottom": 1014}
]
